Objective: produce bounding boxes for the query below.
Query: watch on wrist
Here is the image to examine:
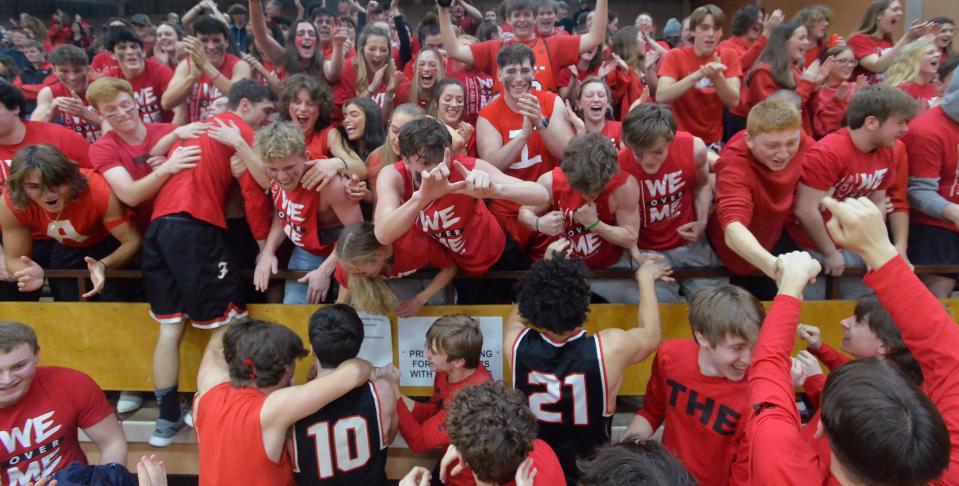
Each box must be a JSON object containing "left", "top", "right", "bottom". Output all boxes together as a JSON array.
[{"left": 539, "top": 117, "right": 549, "bottom": 130}]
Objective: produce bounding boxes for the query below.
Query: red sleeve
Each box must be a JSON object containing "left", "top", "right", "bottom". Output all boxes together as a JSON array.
[
  {"left": 738, "top": 36, "right": 767, "bottom": 71},
  {"left": 239, "top": 173, "right": 272, "bottom": 241},
  {"left": 657, "top": 49, "right": 683, "bottom": 79},
  {"left": 58, "top": 127, "right": 93, "bottom": 168},
  {"left": 396, "top": 399, "right": 452, "bottom": 452},
  {"left": 546, "top": 35, "right": 583, "bottom": 69},
  {"left": 889, "top": 143, "right": 909, "bottom": 213},
  {"left": 794, "top": 79, "right": 816, "bottom": 105},
  {"left": 846, "top": 34, "right": 877, "bottom": 60},
  {"left": 89, "top": 137, "right": 120, "bottom": 173},
  {"left": 411, "top": 396, "right": 440, "bottom": 422},
  {"left": 469, "top": 40, "right": 500, "bottom": 76},
  {"left": 798, "top": 144, "right": 839, "bottom": 191},
  {"left": 715, "top": 159, "right": 755, "bottom": 228},
  {"left": 70, "top": 370, "right": 114, "bottom": 429},
  {"left": 863, "top": 256, "right": 959, "bottom": 481},
  {"left": 905, "top": 114, "right": 943, "bottom": 180},
  {"left": 809, "top": 342, "right": 849, "bottom": 371},
  {"left": 636, "top": 348, "right": 667, "bottom": 430},
  {"left": 812, "top": 89, "right": 847, "bottom": 139},
  {"left": 745, "top": 68, "right": 778, "bottom": 109},
  {"left": 154, "top": 62, "right": 174, "bottom": 90},
  {"left": 721, "top": 49, "right": 743, "bottom": 79},
  {"left": 557, "top": 67, "right": 573, "bottom": 88},
  {"left": 803, "top": 373, "right": 826, "bottom": 410},
  {"left": 14, "top": 76, "right": 45, "bottom": 100},
  {"left": 334, "top": 264, "right": 349, "bottom": 288},
  {"left": 746, "top": 295, "right": 824, "bottom": 483}
]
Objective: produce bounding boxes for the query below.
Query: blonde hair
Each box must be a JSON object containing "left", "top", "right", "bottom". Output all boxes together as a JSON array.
[
  {"left": 354, "top": 26, "right": 394, "bottom": 95},
  {"left": 253, "top": 121, "right": 306, "bottom": 162},
  {"left": 85, "top": 77, "right": 134, "bottom": 110},
  {"left": 746, "top": 99, "right": 802, "bottom": 136},
  {"left": 409, "top": 48, "right": 446, "bottom": 106},
  {"left": 375, "top": 103, "right": 426, "bottom": 169},
  {"left": 688, "top": 286, "right": 765, "bottom": 347},
  {"left": 884, "top": 38, "right": 933, "bottom": 86},
  {"left": 335, "top": 222, "right": 398, "bottom": 314}
]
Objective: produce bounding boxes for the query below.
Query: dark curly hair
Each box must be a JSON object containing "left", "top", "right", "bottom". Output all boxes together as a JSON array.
[
  {"left": 446, "top": 381, "right": 538, "bottom": 483},
  {"left": 578, "top": 436, "right": 697, "bottom": 486},
  {"left": 223, "top": 319, "right": 308, "bottom": 388},
  {"left": 279, "top": 73, "right": 333, "bottom": 133},
  {"left": 516, "top": 256, "right": 591, "bottom": 334}
]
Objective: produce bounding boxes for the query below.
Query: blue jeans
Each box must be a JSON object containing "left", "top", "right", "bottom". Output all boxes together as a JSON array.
[{"left": 284, "top": 246, "right": 328, "bottom": 304}]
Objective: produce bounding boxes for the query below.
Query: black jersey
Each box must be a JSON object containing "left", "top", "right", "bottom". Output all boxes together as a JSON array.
[
  {"left": 291, "top": 381, "right": 389, "bottom": 486},
  {"left": 511, "top": 328, "right": 613, "bottom": 482}
]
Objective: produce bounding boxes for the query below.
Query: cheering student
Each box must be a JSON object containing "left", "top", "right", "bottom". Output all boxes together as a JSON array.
[
  {"left": 847, "top": 0, "right": 934, "bottom": 83},
  {"left": 32, "top": 44, "right": 102, "bottom": 143},
  {"left": 103, "top": 25, "right": 183, "bottom": 124},
  {"left": 248, "top": 0, "right": 347, "bottom": 84}
]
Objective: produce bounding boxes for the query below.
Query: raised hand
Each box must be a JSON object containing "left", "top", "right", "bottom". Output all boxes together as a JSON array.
[
  {"left": 572, "top": 202, "right": 599, "bottom": 229},
  {"left": 774, "top": 251, "right": 822, "bottom": 298},
  {"left": 564, "top": 99, "right": 586, "bottom": 134},
  {"left": 301, "top": 158, "right": 345, "bottom": 191},
  {"left": 637, "top": 258, "right": 674, "bottom": 283},
  {"left": 514, "top": 458, "right": 537, "bottom": 486},
  {"left": 821, "top": 196, "right": 897, "bottom": 269},
  {"left": 136, "top": 454, "right": 168, "bottom": 486},
  {"left": 174, "top": 121, "right": 212, "bottom": 140},
  {"left": 399, "top": 467, "right": 431, "bottom": 486},
  {"left": 452, "top": 160, "right": 499, "bottom": 199},
  {"left": 516, "top": 93, "right": 545, "bottom": 128},
  {"left": 415, "top": 161, "right": 467, "bottom": 201},
  {"left": 763, "top": 9, "right": 784, "bottom": 38},
  {"left": 159, "top": 145, "right": 201, "bottom": 176},
  {"left": 207, "top": 118, "right": 246, "bottom": 149},
  {"left": 797, "top": 324, "right": 822, "bottom": 350}
]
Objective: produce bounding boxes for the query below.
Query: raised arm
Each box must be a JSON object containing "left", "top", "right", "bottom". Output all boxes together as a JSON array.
[
  {"left": 438, "top": 4, "right": 474, "bottom": 64},
  {"left": 582, "top": 175, "right": 640, "bottom": 249},
  {"left": 475, "top": 115, "right": 528, "bottom": 171},
  {"left": 249, "top": 0, "right": 286, "bottom": 65},
  {"left": 161, "top": 60, "right": 199, "bottom": 110},
  {"left": 578, "top": 0, "right": 607, "bottom": 53},
  {"left": 470, "top": 158, "right": 549, "bottom": 207},
  {"left": 99, "top": 145, "right": 200, "bottom": 207},
  {"left": 262, "top": 358, "right": 373, "bottom": 429},
  {"left": 724, "top": 222, "right": 778, "bottom": 278},
  {"left": 539, "top": 96, "right": 574, "bottom": 159},
  {"left": 517, "top": 171, "right": 554, "bottom": 231}
]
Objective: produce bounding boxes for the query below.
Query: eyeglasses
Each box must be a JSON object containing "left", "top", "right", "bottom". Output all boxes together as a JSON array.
[
  {"left": 835, "top": 59, "right": 859, "bottom": 67},
  {"left": 102, "top": 103, "right": 138, "bottom": 119}
]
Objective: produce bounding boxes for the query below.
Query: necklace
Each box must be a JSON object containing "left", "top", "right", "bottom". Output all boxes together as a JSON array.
[{"left": 43, "top": 207, "right": 65, "bottom": 233}]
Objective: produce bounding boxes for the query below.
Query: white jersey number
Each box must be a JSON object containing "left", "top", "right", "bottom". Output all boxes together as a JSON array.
[
  {"left": 306, "top": 417, "right": 372, "bottom": 478},
  {"left": 527, "top": 371, "right": 588, "bottom": 425}
]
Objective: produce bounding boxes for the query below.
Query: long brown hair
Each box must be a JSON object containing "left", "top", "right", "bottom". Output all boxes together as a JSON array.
[
  {"left": 335, "top": 222, "right": 398, "bottom": 314},
  {"left": 7, "top": 144, "right": 88, "bottom": 210},
  {"left": 353, "top": 26, "right": 394, "bottom": 94}
]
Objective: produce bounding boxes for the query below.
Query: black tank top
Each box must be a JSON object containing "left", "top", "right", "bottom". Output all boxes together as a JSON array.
[
  {"left": 291, "top": 381, "right": 389, "bottom": 486},
  {"left": 512, "top": 328, "right": 612, "bottom": 482}
]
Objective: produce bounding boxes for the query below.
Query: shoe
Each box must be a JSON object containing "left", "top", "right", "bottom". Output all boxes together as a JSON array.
[
  {"left": 116, "top": 391, "right": 144, "bottom": 414},
  {"left": 184, "top": 409, "right": 194, "bottom": 428},
  {"left": 149, "top": 414, "right": 186, "bottom": 448}
]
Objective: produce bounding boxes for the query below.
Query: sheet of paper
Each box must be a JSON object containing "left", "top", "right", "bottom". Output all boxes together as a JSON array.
[{"left": 397, "top": 316, "right": 503, "bottom": 387}]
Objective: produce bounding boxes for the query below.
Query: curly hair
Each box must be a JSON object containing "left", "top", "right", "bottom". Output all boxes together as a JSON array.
[
  {"left": 445, "top": 382, "right": 538, "bottom": 483},
  {"left": 7, "top": 144, "right": 88, "bottom": 210},
  {"left": 561, "top": 131, "right": 619, "bottom": 197},
  {"left": 279, "top": 73, "right": 333, "bottom": 132},
  {"left": 222, "top": 319, "right": 308, "bottom": 388},
  {"left": 253, "top": 121, "right": 307, "bottom": 162},
  {"left": 516, "top": 256, "right": 591, "bottom": 334}
]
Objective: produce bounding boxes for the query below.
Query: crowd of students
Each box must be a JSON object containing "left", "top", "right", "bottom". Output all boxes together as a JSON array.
[{"left": 0, "top": 0, "right": 958, "bottom": 483}]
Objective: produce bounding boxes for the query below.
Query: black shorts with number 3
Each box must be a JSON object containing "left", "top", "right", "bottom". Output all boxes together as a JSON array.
[{"left": 141, "top": 213, "right": 248, "bottom": 329}]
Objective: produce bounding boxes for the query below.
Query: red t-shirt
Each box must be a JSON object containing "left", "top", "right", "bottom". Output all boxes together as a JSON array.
[
  {"left": 305, "top": 126, "right": 334, "bottom": 159},
  {"left": 0, "top": 367, "right": 113, "bottom": 485},
  {"left": 618, "top": 131, "right": 697, "bottom": 251},
  {"left": 0, "top": 121, "right": 92, "bottom": 185},
  {"left": 707, "top": 131, "right": 809, "bottom": 275},
  {"left": 396, "top": 366, "right": 492, "bottom": 455},
  {"left": 600, "top": 120, "right": 622, "bottom": 147},
  {"left": 896, "top": 81, "right": 941, "bottom": 111},
  {"left": 151, "top": 111, "right": 257, "bottom": 230},
  {"left": 657, "top": 46, "right": 743, "bottom": 144},
  {"left": 846, "top": 34, "right": 893, "bottom": 84},
  {"left": 394, "top": 157, "right": 506, "bottom": 276},
  {"left": 468, "top": 36, "right": 581, "bottom": 93},
  {"left": 718, "top": 35, "right": 767, "bottom": 72},
  {"left": 188, "top": 54, "right": 241, "bottom": 122},
  {"left": 125, "top": 59, "right": 175, "bottom": 123},
  {"left": 195, "top": 383, "right": 296, "bottom": 486},
  {"left": 91, "top": 52, "right": 121, "bottom": 78},
  {"left": 904, "top": 106, "right": 959, "bottom": 231},
  {"left": 743, "top": 64, "right": 816, "bottom": 114},
  {"left": 332, "top": 61, "right": 409, "bottom": 121},
  {"left": 638, "top": 339, "right": 748, "bottom": 485},
  {"left": 546, "top": 166, "right": 628, "bottom": 268},
  {"left": 89, "top": 123, "right": 177, "bottom": 232},
  {"left": 3, "top": 169, "right": 126, "bottom": 248},
  {"left": 445, "top": 439, "right": 568, "bottom": 486},
  {"left": 333, "top": 228, "right": 453, "bottom": 288},
  {"left": 787, "top": 128, "right": 896, "bottom": 250},
  {"left": 811, "top": 85, "right": 849, "bottom": 139},
  {"left": 478, "top": 90, "right": 558, "bottom": 220},
  {"left": 46, "top": 82, "right": 101, "bottom": 143}
]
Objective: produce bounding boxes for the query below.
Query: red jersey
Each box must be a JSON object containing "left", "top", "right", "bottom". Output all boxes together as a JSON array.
[
  {"left": 846, "top": 34, "right": 893, "bottom": 84},
  {"left": 708, "top": 131, "right": 809, "bottom": 275},
  {"left": 787, "top": 128, "right": 896, "bottom": 250},
  {"left": 46, "top": 82, "right": 101, "bottom": 143},
  {"left": 548, "top": 167, "right": 628, "bottom": 268},
  {"left": 195, "top": 383, "right": 296, "bottom": 486},
  {"left": 269, "top": 182, "right": 336, "bottom": 257},
  {"left": 657, "top": 46, "right": 743, "bottom": 144},
  {"left": 478, "top": 89, "right": 558, "bottom": 219},
  {"left": 600, "top": 120, "right": 622, "bottom": 147},
  {"left": 742, "top": 64, "right": 816, "bottom": 114},
  {"left": 3, "top": 169, "right": 126, "bottom": 247},
  {"left": 804, "top": 41, "right": 825, "bottom": 68},
  {"left": 450, "top": 69, "right": 495, "bottom": 126},
  {"left": 91, "top": 52, "right": 121, "bottom": 78},
  {"left": 0, "top": 367, "right": 114, "bottom": 485},
  {"left": 468, "top": 36, "right": 582, "bottom": 93},
  {"left": 0, "top": 121, "right": 91, "bottom": 185},
  {"left": 904, "top": 105, "right": 959, "bottom": 231},
  {"left": 618, "top": 131, "right": 697, "bottom": 251},
  {"left": 89, "top": 123, "right": 177, "bottom": 232},
  {"left": 188, "top": 54, "right": 241, "bottom": 122},
  {"left": 333, "top": 228, "right": 453, "bottom": 288},
  {"left": 305, "top": 126, "right": 334, "bottom": 159},
  {"left": 811, "top": 85, "right": 849, "bottom": 139},
  {"left": 332, "top": 61, "right": 409, "bottom": 121},
  {"left": 445, "top": 439, "right": 568, "bottom": 486},
  {"left": 896, "top": 81, "right": 940, "bottom": 111},
  {"left": 717, "top": 35, "right": 767, "bottom": 72},
  {"left": 638, "top": 339, "right": 748, "bottom": 485},
  {"left": 396, "top": 366, "right": 492, "bottom": 455},
  {"left": 151, "top": 111, "right": 258, "bottom": 230},
  {"left": 125, "top": 59, "right": 175, "bottom": 123},
  {"left": 394, "top": 158, "right": 506, "bottom": 276},
  {"left": 888, "top": 141, "right": 910, "bottom": 214}
]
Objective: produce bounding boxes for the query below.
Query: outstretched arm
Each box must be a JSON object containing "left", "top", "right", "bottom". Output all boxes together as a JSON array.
[{"left": 437, "top": 4, "right": 474, "bottom": 64}]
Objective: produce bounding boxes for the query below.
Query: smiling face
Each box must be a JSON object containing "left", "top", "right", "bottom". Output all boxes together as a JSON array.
[
  {"left": 437, "top": 84, "right": 465, "bottom": 125},
  {"left": 536, "top": 6, "right": 556, "bottom": 36},
  {"left": 878, "top": 0, "right": 903, "bottom": 35},
  {"left": 113, "top": 41, "right": 145, "bottom": 75},
  {"left": 156, "top": 24, "right": 178, "bottom": 49},
  {"left": 53, "top": 63, "right": 88, "bottom": 94},
  {"left": 698, "top": 333, "right": 754, "bottom": 382},
  {"left": 289, "top": 89, "right": 319, "bottom": 135},
  {"left": 97, "top": 91, "right": 140, "bottom": 134},
  {"left": 0, "top": 343, "right": 38, "bottom": 409},
  {"left": 745, "top": 128, "right": 802, "bottom": 171},
  {"left": 197, "top": 32, "right": 228, "bottom": 65},
  {"left": 314, "top": 15, "right": 334, "bottom": 42},
  {"left": 265, "top": 153, "right": 306, "bottom": 191},
  {"left": 294, "top": 21, "right": 318, "bottom": 60},
  {"left": 839, "top": 315, "right": 886, "bottom": 358},
  {"left": 692, "top": 14, "right": 721, "bottom": 56},
  {"left": 577, "top": 81, "right": 609, "bottom": 124},
  {"left": 787, "top": 26, "right": 810, "bottom": 64},
  {"left": 363, "top": 34, "right": 390, "bottom": 70},
  {"left": 920, "top": 42, "right": 941, "bottom": 75},
  {"left": 242, "top": 99, "right": 277, "bottom": 129},
  {"left": 936, "top": 22, "right": 956, "bottom": 50},
  {"left": 417, "top": 50, "right": 441, "bottom": 90},
  {"left": 508, "top": 8, "right": 536, "bottom": 40},
  {"left": 23, "top": 170, "right": 71, "bottom": 214},
  {"left": 499, "top": 59, "right": 534, "bottom": 101},
  {"left": 872, "top": 114, "right": 910, "bottom": 147},
  {"left": 830, "top": 49, "right": 857, "bottom": 81},
  {"left": 342, "top": 103, "right": 367, "bottom": 141}
]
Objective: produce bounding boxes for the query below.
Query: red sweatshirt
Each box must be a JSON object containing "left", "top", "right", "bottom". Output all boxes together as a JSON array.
[
  {"left": 718, "top": 35, "right": 768, "bottom": 72},
  {"left": 811, "top": 85, "right": 848, "bottom": 139},
  {"left": 739, "top": 64, "right": 816, "bottom": 136}
]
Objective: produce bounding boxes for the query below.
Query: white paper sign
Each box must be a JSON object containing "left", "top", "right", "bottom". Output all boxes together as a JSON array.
[
  {"left": 356, "top": 312, "right": 394, "bottom": 367},
  {"left": 397, "top": 316, "right": 503, "bottom": 387}
]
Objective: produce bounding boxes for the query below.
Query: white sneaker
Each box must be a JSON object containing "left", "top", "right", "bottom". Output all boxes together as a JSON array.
[
  {"left": 184, "top": 409, "right": 194, "bottom": 428},
  {"left": 149, "top": 413, "right": 186, "bottom": 448},
  {"left": 116, "top": 391, "right": 144, "bottom": 414}
]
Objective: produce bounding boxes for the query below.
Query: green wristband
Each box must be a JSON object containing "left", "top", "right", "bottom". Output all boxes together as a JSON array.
[{"left": 586, "top": 220, "right": 600, "bottom": 231}]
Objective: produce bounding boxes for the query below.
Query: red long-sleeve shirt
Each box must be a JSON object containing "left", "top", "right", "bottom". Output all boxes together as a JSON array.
[
  {"left": 718, "top": 35, "right": 768, "bottom": 72},
  {"left": 742, "top": 65, "right": 816, "bottom": 137},
  {"left": 811, "top": 85, "right": 848, "bottom": 139},
  {"left": 396, "top": 366, "right": 492, "bottom": 454}
]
